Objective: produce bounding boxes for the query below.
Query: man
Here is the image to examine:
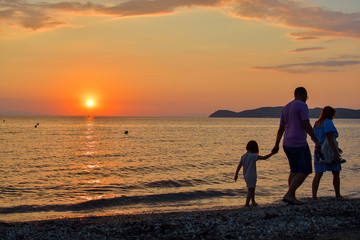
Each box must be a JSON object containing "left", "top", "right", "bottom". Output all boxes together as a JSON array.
[{"left": 272, "top": 87, "right": 321, "bottom": 205}]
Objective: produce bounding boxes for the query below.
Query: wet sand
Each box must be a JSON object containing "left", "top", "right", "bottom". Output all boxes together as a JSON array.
[{"left": 1, "top": 198, "right": 359, "bottom": 239}]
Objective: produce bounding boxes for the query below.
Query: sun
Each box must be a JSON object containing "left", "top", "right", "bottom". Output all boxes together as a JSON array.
[{"left": 87, "top": 100, "right": 94, "bottom": 107}]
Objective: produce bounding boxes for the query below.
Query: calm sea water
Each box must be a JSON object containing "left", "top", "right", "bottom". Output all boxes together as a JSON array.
[{"left": 1, "top": 116, "right": 359, "bottom": 222}]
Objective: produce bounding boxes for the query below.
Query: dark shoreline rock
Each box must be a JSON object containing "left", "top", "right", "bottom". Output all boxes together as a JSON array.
[{"left": 1, "top": 198, "right": 359, "bottom": 239}]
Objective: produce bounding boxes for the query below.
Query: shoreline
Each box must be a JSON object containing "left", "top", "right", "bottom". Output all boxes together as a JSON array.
[{"left": 1, "top": 197, "right": 360, "bottom": 239}]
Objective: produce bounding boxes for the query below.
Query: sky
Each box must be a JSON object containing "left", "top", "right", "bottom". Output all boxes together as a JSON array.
[{"left": 0, "top": 0, "right": 359, "bottom": 116}]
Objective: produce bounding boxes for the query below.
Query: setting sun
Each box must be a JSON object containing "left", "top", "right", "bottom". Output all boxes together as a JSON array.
[{"left": 87, "top": 100, "right": 94, "bottom": 107}]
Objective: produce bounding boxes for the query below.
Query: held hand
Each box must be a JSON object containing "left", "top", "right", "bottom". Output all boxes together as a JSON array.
[
  {"left": 315, "top": 142, "right": 324, "bottom": 153},
  {"left": 334, "top": 151, "right": 341, "bottom": 161},
  {"left": 338, "top": 147, "right": 343, "bottom": 154},
  {"left": 315, "top": 143, "right": 325, "bottom": 160}
]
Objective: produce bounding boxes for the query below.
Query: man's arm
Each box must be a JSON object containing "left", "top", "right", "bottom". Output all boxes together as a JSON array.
[
  {"left": 272, "top": 126, "right": 285, "bottom": 154},
  {"left": 301, "top": 120, "right": 321, "bottom": 148}
]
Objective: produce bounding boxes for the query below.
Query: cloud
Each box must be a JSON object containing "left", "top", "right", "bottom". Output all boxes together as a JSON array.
[
  {"left": 253, "top": 60, "right": 360, "bottom": 73},
  {"left": 0, "top": 0, "right": 65, "bottom": 30},
  {"left": 0, "top": 0, "right": 359, "bottom": 42},
  {"left": 1, "top": 0, "right": 360, "bottom": 39},
  {"left": 288, "top": 47, "right": 326, "bottom": 53},
  {"left": 231, "top": 0, "right": 360, "bottom": 39},
  {"left": 0, "top": 0, "right": 223, "bottom": 31},
  {"left": 329, "top": 54, "right": 360, "bottom": 60},
  {"left": 294, "top": 37, "right": 319, "bottom": 41},
  {"left": 98, "top": 0, "right": 223, "bottom": 16}
]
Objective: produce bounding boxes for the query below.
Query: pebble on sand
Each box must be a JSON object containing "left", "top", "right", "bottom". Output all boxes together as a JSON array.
[{"left": 1, "top": 198, "right": 359, "bottom": 240}]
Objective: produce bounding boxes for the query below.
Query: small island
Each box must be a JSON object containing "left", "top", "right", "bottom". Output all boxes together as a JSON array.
[{"left": 209, "top": 107, "right": 360, "bottom": 119}]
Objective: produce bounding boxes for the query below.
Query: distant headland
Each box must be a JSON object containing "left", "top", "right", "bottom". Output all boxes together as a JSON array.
[{"left": 209, "top": 107, "right": 360, "bottom": 119}]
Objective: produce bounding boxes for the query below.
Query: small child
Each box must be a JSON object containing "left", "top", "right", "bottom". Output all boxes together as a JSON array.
[{"left": 234, "top": 140, "right": 275, "bottom": 206}]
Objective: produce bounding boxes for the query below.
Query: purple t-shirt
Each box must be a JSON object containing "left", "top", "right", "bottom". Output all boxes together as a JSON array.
[{"left": 280, "top": 100, "right": 309, "bottom": 147}]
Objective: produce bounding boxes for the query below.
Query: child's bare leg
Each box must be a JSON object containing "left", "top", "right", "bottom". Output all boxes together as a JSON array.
[
  {"left": 251, "top": 188, "right": 258, "bottom": 206},
  {"left": 248, "top": 188, "right": 257, "bottom": 206},
  {"left": 245, "top": 188, "right": 252, "bottom": 206}
]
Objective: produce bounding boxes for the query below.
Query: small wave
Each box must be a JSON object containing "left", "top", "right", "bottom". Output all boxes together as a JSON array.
[
  {"left": 0, "top": 189, "right": 241, "bottom": 214},
  {"left": 94, "top": 153, "right": 128, "bottom": 158},
  {"left": 3, "top": 131, "right": 21, "bottom": 134},
  {"left": 144, "top": 179, "right": 204, "bottom": 188},
  {"left": 76, "top": 153, "right": 127, "bottom": 158}
]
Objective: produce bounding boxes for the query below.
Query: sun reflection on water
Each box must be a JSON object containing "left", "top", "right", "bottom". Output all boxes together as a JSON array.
[
  {"left": 80, "top": 195, "right": 104, "bottom": 201},
  {"left": 82, "top": 117, "right": 97, "bottom": 157},
  {"left": 79, "top": 117, "right": 108, "bottom": 202}
]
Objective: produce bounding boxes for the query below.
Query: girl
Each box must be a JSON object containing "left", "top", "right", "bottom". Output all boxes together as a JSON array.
[{"left": 234, "top": 140, "right": 275, "bottom": 206}]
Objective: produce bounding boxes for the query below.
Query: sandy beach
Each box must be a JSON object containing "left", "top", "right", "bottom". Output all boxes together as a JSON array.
[{"left": 1, "top": 197, "right": 359, "bottom": 239}]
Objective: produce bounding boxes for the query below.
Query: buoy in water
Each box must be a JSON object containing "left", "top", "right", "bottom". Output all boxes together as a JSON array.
[{"left": 124, "top": 130, "right": 128, "bottom": 134}]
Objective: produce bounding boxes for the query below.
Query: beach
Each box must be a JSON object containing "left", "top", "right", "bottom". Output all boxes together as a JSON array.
[{"left": 1, "top": 197, "right": 359, "bottom": 239}]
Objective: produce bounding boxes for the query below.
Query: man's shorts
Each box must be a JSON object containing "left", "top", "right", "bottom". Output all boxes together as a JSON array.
[{"left": 283, "top": 144, "right": 312, "bottom": 174}]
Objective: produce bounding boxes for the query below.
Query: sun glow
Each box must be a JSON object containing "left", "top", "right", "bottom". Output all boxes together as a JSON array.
[{"left": 87, "top": 100, "right": 94, "bottom": 107}]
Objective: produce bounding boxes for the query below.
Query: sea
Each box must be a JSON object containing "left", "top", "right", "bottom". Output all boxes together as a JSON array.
[{"left": 1, "top": 116, "right": 359, "bottom": 222}]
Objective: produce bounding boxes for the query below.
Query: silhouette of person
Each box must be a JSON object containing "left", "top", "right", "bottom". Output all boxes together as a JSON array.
[
  {"left": 272, "top": 87, "right": 321, "bottom": 205},
  {"left": 234, "top": 140, "right": 275, "bottom": 206},
  {"left": 312, "top": 106, "right": 345, "bottom": 200}
]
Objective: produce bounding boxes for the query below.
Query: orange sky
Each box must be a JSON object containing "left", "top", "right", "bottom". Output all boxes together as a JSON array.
[{"left": 1, "top": 0, "right": 360, "bottom": 116}]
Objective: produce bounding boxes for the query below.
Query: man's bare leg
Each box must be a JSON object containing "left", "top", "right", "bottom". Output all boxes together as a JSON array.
[
  {"left": 283, "top": 173, "right": 308, "bottom": 203},
  {"left": 288, "top": 173, "right": 296, "bottom": 187}
]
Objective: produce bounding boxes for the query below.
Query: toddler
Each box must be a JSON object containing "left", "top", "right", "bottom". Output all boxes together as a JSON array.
[{"left": 234, "top": 140, "right": 275, "bottom": 206}]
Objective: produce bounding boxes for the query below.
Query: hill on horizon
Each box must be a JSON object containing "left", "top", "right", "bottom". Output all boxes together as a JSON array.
[{"left": 209, "top": 107, "right": 360, "bottom": 119}]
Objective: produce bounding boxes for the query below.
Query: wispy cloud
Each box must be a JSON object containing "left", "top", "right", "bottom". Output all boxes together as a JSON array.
[
  {"left": 329, "top": 54, "right": 360, "bottom": 60},
  {"left": 0, "top": 0, "right": 65, "bottom": 30},
  {"left": 0, "top": 0, "right": 223, "bottom": 31},
  {"left": 288, "top": 47, "right": 326, "bottom": 53},
  {"left": 231, "top": 0, "right": 360, "bottom": 39},
  {"left": 98, "top": 0, "right": 223, "bottom": 16},
  {"left": 1, "top": 0, "right": 359, "bottom": 39},
  {"left": 288, "top": 32, "right": 328, "bottom": 41},
  {"left": 253, "top": 60, "right": 360, "bottom": 73},
  {"left": 294, "top": 37, "right": 319, "bottom": 41}
]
